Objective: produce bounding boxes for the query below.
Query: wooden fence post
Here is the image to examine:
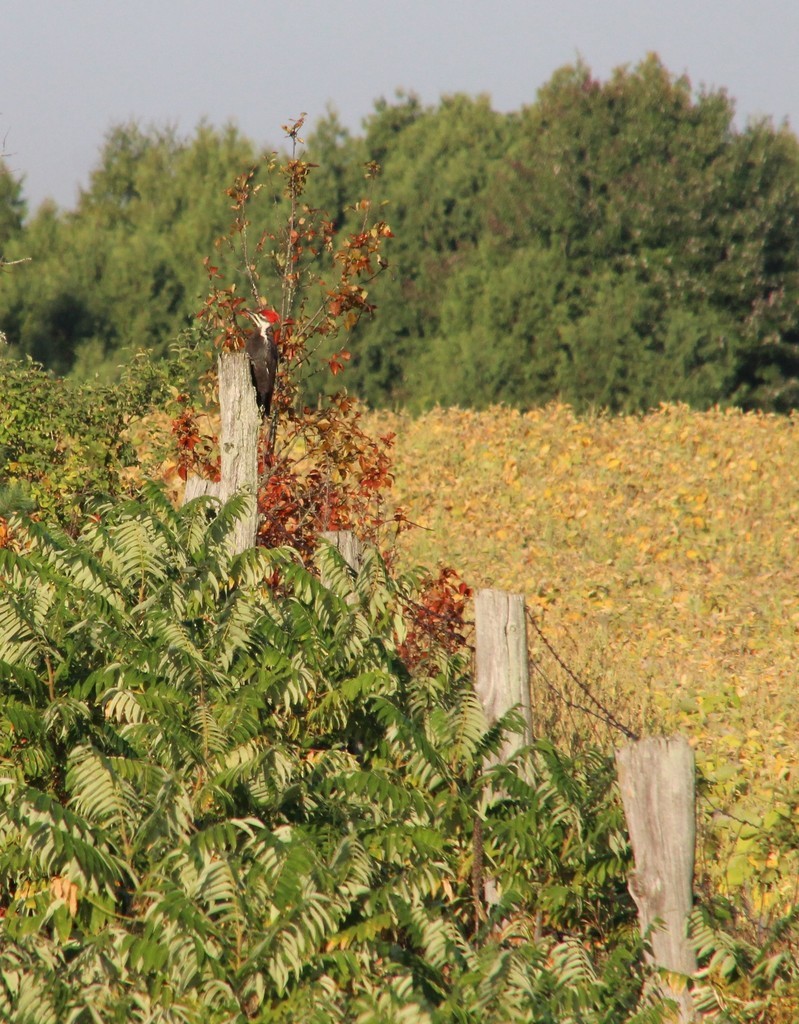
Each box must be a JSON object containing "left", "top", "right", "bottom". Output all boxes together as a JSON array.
[
  {"left": 318, "top": 530, "right": 365, "bottom": 603},
  {"left": 217, "top": 351, "right": 259, "bottom": 553},
  {"left": 183, "top": 350, "right": 259, "bottom": 555},
  {"left": 319, "top": 530, "right": 364, "bottom": 575},
  {"left": 616, "top": 735, "right": 698, "bottom": 1023},
  {"left": 474, "top": 589, "right": 533, "bottom": 761},
  {"left": 182, "top": 475, "right": 220, "bottom": 503},
  {"left": 472, "top": 589, "right": 533, "bottom": 911}
]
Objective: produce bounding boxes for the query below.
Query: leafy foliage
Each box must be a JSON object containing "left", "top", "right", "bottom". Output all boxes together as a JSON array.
[
  {"left": 5, "top": 57, "right": 799, "bottom": 411},
  {"left": 0, "top": 490, "right": 653, "bottom": 1022},
  {"left": 0, "top": 159, "right": 26, "bottom": 253},
  {"left": 0, "top": 354, "right": 193, "bottom": 527},
  {"left": 0, "top": 123, "right": 258, "bottom": 376},
  {"left": 309, "top": 92, "right": 512, "bottom": 405},
  {"left": 395, "top": 57, "right": 799, "bottom": 413}
]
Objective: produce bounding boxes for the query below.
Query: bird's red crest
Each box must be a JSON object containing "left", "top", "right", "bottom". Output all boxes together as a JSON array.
[{"left": 258, "top": 307, "right": 281, "bottom": 324}]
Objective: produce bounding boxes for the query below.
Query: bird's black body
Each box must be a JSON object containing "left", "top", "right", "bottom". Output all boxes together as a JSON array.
[{"left": 242, "top": 309, "right": 279, "bottom": 418}]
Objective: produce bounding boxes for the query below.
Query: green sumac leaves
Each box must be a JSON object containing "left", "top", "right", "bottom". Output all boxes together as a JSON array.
[{"left": 0, "top": 490, "right": 650, "bottom": 1023}]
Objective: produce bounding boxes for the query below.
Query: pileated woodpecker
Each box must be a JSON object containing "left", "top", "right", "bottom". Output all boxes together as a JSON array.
[{"left": 241, "top": 307, "right": 280, "bottom": 418}]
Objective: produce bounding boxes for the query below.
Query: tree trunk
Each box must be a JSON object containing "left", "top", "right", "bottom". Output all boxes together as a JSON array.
[
  {"left": 616, "top": 735, "right": 698, "bottom": 1022},
  {"left": 474, "top": 589, "right": 533, "bottom": 762}
]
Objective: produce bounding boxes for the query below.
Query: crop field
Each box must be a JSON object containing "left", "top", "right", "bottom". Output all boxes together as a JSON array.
[{"left": 368, "top": 403, "right": 799, "bottom": 902}]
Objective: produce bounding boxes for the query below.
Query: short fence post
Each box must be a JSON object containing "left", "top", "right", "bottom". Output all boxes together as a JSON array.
[
  {"left": 616, "top": 735, "right": 698, "bottom": 1023},
  {"left": 474, "top": 589, "right": 533, "bottom": 761},
  {"left": 319, "top": 530, "right": 364, "bottom": 575},
  {"left": 318, "top": 530, "right": 364, "bottom": 602}
]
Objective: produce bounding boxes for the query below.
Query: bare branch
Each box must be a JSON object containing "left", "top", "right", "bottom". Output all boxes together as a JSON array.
[{"left": 0, "top": 255, "right": 32, "bottom": 270}]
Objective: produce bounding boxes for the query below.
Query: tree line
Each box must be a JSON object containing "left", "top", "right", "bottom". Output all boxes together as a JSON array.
[{"left": 3, "top": 54, "right": 799, "bottom": 413}]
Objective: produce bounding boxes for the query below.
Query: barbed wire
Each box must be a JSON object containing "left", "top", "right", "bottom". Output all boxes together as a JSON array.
[{"left": 526, "top": 608, "right": 640, "bottom": 741}]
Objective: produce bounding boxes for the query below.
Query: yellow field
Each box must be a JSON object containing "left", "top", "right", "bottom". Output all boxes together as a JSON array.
[{"left": 369, "top": 403, "right": 799, "bottom": 899}]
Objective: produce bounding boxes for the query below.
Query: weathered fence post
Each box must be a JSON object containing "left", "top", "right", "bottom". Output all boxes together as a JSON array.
[
  {"left": 183, "top": 350, "right": 259, "bottom": 554},
  {"left": 217, "top": 351, "right": 259, "bottom": 553},
  {"left": 474, "top": 589, "right": 533, "bottom": 761},
  {"left": 318, "top": 529, "right": 365, "bottom": 605},
  {"left": 182, "top": 474, "right": 220, "bottom": 503},
  {"left": 616, "top": 735, "right": 698, "bottom": 1023},
  {"left": 472, "top": 589, "right": 533, "bottom": 912},
  {"left": 319, "top": 530, "right": 364, "bottom": 576}
]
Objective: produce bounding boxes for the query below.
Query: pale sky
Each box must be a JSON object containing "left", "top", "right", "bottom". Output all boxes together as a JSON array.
[{"left": 3, "top": 0, "right": 799, "bottom": 213}]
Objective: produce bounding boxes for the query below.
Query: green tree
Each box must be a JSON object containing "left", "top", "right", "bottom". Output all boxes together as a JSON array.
[
  {"left": 303, "top": 108, "right": 367, "bottom": 231},
  {"left": 340, "top": 93, "right": 513, "bottom": 405},
  {"left": 479, "top": 55, "right": 799, "bottom": 412},
  {"left": 0, "top": 159, "right": 26, "bottom": 251},
  {"left": 405, "top": 242, "right": 573, "bottom": 410},
  {"left": 0, "top": 123, "right": 260, "bottom": 376},
  {"left": 393, "top": 57, "right": 799, "bottom": 414}
]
